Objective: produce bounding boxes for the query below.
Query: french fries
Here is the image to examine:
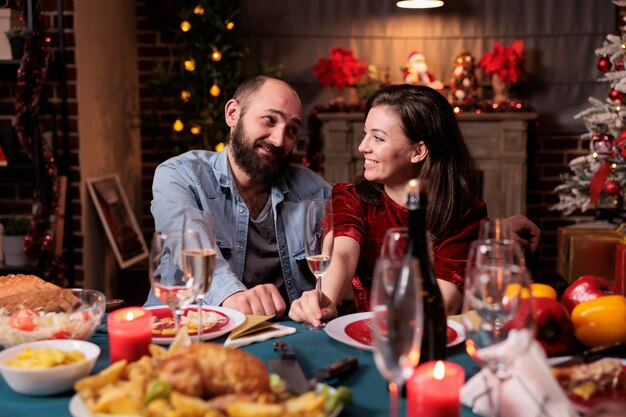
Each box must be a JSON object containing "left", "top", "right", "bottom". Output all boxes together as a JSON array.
[{"left": 73, "top": 343, "right": 347, "bottom": 417}]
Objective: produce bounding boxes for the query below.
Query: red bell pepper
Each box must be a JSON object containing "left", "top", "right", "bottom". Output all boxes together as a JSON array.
[
  {"left": 561, "top": 275, "right": 617, "bottom": 314},
  {"left": 534, "top": 298, "right": 575, "bottom": 357}
]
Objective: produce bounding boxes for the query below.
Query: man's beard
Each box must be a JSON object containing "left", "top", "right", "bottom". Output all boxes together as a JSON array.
[{"left": 230, "top": 122, "right": 290, "bottom": 184}]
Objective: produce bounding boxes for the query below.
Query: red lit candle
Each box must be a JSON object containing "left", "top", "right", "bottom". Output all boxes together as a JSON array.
[
  {"left": 407, "top": 360, "right": 465, "bottom": 417},
  {"left": 107, "top": 307, "right": 153, "bottom": 363}
]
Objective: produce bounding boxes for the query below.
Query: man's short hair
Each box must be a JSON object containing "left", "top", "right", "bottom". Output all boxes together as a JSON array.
[{"left": 233, "top": 75, "right": 290, "bottom": 115}]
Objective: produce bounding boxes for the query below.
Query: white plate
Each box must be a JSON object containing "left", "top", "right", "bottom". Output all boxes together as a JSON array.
[
  {"left": 145, "top": 305, "right": 245, "bottom": 345},
  {"left": 70, "top": 387, "right": 344, "bottom": 417},
  {"left": 325, "top": 312, "right": 466, "bottom": 351},
  {"left": 548, "top": 356, "right": 626, "bottom": 413},
  {"left": 446, "top": 319, "right": 466, "bottom": 348}
]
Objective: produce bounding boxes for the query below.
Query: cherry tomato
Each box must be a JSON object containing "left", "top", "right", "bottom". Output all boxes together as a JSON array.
[
  {"left": 8, "top": 309, "right": 38, "bottom": 332},
  {"left": 52, "top": 329, "right": 70, "bottom": 339}
]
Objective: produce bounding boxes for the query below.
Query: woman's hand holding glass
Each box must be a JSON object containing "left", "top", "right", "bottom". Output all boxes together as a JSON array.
[{"left": 302, "top": 199, "right": 334, "bottom": 330}]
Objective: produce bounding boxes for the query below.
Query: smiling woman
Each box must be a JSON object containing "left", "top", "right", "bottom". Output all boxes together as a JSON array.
[{"left": 289, "top": 84, "right": 487, "bottom": 326}]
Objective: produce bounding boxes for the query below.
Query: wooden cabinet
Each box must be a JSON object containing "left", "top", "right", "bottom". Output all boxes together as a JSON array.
[{"left": 315, "top": 112, "right": 537, "bottom": 218}]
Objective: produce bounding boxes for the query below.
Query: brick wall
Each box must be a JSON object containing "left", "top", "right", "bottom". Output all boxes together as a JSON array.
[
  {"left": 1, "top": 2, "right": 619, "bottom": 289},
  {"left": 0, "top": 0, "right": 81, "bottom": 286}
]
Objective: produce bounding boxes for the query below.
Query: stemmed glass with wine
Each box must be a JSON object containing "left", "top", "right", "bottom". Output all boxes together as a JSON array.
[
  {"left": 148, "top": 230, "right": 195, "bottom": 335},
  {"left": 303, "top": 199, "right": 334, "bottom": 330},
  {"left": 182, "top": 211, "right": 217, "bottom": 341}
]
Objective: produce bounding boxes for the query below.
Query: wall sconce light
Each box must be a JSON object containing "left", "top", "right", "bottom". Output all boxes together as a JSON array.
[{"left": 397, "top": 0, "right": 444, "bottom": 8}]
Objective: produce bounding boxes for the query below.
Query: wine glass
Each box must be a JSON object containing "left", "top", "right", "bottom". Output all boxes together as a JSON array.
[
  {"left": 462, "top": 239, "right": 534, "bottom": 417},
  {"left": 149, "top": 230, "right": 195, "bottom": 334},
  {"left": 182, "top": 211, "right": 218, "bottom": 341},
  {"left": 303, "top": 199, "right": 334, "bottom": 330},
  {"left": 371, "top": 256, "right": 424, "bottom": 417}
]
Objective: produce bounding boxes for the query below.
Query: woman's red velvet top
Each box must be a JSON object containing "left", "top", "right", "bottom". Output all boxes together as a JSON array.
[{"left": 332, "top": 182, "right": 488, "bottom": 312}]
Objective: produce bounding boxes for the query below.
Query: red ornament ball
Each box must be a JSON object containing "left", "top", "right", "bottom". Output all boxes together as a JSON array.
[
  {"left": 604, "top": 180, "right": 622, "bottom": 196},
  {"left": 598, "top": 56, "right": 612, "bottom": 72},
  {"left": 616, "top": 59, "right": 625, "bottom": 71},
  {"left": 609, "top": 88, "right": 625, "bottom": 103}
]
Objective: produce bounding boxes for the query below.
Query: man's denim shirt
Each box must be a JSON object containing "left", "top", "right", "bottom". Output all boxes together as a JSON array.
[{"left": 145, "top": 148, "right": 331, "bottom": 307}]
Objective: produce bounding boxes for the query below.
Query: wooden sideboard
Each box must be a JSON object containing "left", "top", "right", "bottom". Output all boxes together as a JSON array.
[{"left": 315, "top": 112, "right": 537, "bottom": 218}]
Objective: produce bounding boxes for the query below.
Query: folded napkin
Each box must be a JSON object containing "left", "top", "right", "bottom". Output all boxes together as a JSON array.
[
  {"left": 223, "top": 315, "right": 296, "bottom": 348},
  {"left": 461, "top": 330, "right": 578, "bottom": 417}
]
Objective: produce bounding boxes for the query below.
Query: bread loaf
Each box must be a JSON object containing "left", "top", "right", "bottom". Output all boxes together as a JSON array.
[{"left": 0, "top": 274, "right": 80, "bottom": 313}]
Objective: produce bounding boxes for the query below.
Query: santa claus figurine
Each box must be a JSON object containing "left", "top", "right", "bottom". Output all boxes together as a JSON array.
[{"left": 403, "top": 51, "right": 443, "bottom": 90}]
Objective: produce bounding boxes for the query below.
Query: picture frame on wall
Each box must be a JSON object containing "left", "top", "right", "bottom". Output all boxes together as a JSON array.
[{"left": 86, "top": 174, "right": 148, "bottom": 269}]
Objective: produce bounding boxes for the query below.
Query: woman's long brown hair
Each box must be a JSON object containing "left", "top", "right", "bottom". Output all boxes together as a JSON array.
[{"left": 354, "top": 84, "right": 479, "bottom": 238}]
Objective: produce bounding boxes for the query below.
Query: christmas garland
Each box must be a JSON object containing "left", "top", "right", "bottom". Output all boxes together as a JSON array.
[{"left": 13, "top": 0, "right": 62, "bottom": 284}]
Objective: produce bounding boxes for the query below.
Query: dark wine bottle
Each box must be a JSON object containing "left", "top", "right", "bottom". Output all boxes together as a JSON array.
[{"left": 405, "top": 179, "right": 447, "bottom": 364}]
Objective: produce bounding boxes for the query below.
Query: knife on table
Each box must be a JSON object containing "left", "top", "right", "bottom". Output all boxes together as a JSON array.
[{"left": 269, "top": 340, "right": 359, "bottom": 394}]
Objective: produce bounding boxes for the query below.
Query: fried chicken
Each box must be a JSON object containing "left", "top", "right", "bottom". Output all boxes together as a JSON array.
[{"left": 155, "top": 343, "right": 270, "bottom": 399}]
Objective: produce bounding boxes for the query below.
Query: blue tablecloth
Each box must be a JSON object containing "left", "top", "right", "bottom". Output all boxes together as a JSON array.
[{"left": 0, "top": 320, "right": 481, "bottom": 417}]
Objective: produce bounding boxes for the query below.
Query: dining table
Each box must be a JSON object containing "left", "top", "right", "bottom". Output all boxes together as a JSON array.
[{"left": 0, "top": 317, "right": 487, "bottom": 417}]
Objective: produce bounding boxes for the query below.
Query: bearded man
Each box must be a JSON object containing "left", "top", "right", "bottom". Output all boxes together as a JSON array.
[{"left": 147, "top": 76, "right": 331, "bottom": 317}]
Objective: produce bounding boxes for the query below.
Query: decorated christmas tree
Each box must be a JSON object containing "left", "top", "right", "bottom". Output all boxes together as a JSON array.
[
  {"left": 552, "top": 6, "right": 626, "bottom": 216},
  {"left": 148, "top": 0, "right": 279, "bottom": 152}
]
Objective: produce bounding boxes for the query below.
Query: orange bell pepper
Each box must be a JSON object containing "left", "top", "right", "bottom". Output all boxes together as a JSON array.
[
  {"left": 571, "top": 294, "right": 626, "bottom": 347},
  {"left": 506, "top": 283, "right": 557, "bottom": 300}
]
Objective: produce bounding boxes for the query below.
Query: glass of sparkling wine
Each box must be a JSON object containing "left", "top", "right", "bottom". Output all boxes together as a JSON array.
[
  {"left": 182, "top": 211, "right": 217, "bottom": 340},
  {"left": 303, "top": 199, "right": 334, "bottom": 330},
  {"left": 149, "top": 230, "right": 194, "bottom": 334}
]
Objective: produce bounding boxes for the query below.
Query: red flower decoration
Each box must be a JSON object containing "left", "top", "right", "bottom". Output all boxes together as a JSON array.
[
  {"left": 478, "top": 40, "right": 525, "bottom": 84},
  {"left": 312, "top": 47, "right": 368, "bottom": 90}
]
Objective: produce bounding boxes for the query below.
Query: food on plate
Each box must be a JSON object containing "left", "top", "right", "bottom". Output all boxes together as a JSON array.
[
  {"left": 552, "top": 358, "right": 624, "bottom": 401},
  {"left": 74, "top": 342, "right": 350, "bottom": 417},
  {"left": 5, "top": 346, "right": 85, "bottom": 369},
  {"left": 152, "top": 309, "right": 228, "bottom": 336},
  {"left": 155, "top": 343, "right": 269, "bottom": 398},
  {"left": 0, "top": 285, "right": 105, "bottom": 347}
]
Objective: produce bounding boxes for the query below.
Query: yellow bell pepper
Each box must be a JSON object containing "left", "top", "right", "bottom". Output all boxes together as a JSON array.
[
  {"left": 506, "top": 283, "right": 557, "bottom": 300},
  {"left": 571, "top": 294, "right": 626, "bottom": 347}
]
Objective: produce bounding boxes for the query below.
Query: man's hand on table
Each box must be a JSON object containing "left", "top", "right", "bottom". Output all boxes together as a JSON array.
[
  {"left": 289, "top": 289, "right": 337, "bottom": 327},
  {"left": 222, "top": 284, "right": 286, "bottom": 316}
]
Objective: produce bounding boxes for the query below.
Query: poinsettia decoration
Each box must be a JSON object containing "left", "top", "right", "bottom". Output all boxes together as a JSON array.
[
  {"left": 312, "top": 47, "right": 368, "bottom": 90},
  {"left": 478, "top": 40, "right": 525, "bottom": 84}
]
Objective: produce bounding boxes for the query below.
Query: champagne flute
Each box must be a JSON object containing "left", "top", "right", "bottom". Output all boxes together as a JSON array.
[
  {"left": 303, "top": 199, "right": 334, "bottom": 330},
  {"left": 371, "top": 256, "right": 424, "bottom": 417},
  {"left": 182, "top": 211, "right": 217, "bottom": 341},
  {"left": 149, "top": 230, "right": 195, "bottom": 334},
  {"left": 462, "top": 239, "right": 534, "bottom": 417}
]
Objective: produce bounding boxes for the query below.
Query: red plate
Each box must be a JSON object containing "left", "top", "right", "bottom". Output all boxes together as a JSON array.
[
  {"left": 345, "top": 318, "right": 460, "bottom": 347},
  {"left": 552, "top": 360, "right": 626, "bottom": 412}
]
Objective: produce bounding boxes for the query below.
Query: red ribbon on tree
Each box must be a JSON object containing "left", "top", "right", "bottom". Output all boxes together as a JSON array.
[{"left": 589, "top": 163, "right": 612, "bottom": 204}]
